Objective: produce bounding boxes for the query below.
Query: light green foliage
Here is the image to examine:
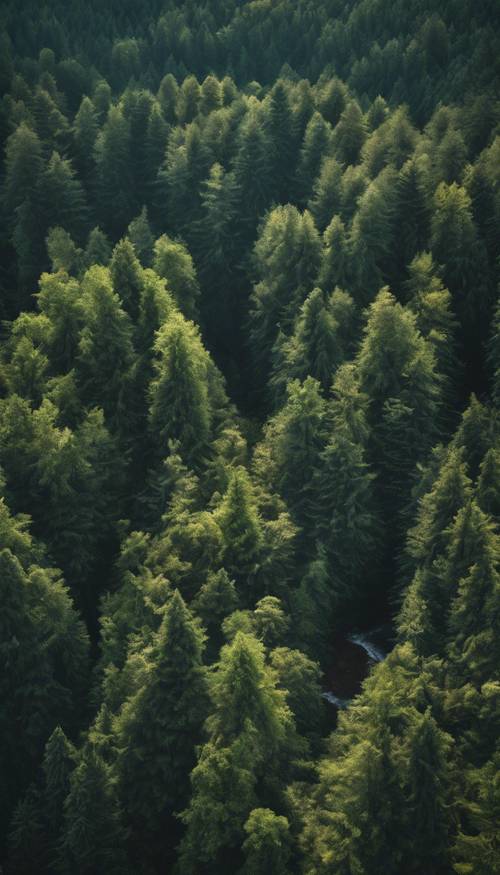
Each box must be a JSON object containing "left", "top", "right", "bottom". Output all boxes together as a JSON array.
[
  {"left": 148, "top": 312, "right": 212, "bottom": 465},
  {"left": 153, "top": 234, "right": 200, "bottom": 320},
  {"left": 240, "top": 808, "right": 291, "bottom": 875}
]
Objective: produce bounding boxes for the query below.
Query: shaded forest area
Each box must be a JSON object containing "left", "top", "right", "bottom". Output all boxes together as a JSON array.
[{"left": 1, "top": 0, "right": 500, "bottom": 872}]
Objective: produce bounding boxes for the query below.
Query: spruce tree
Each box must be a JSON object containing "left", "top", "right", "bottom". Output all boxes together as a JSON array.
[
  {"left": 60, "top": 750, "right": 129, "bottom": 875},
  {"left": 76, "top": 266, "right": 136, "bottom": 429},
  {"left": 153, "top": 234, "right": 200, "bottom": 321},
  {"left": 109, "top": 237, "right": 144, "bottom": 320},
  {"left": 148, "top": 313, "right": 211, "bottom": 466},
  {"left": 115, "top": 590, "right": 209, "bottom": 866},
  {"left": 240, "top": 808, "right": 292, "bottom": 875}
]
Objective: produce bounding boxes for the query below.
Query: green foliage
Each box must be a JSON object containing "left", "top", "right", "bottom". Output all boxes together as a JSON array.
[{"left": 1, "top": 4, "right": 499, "bottom": 873}]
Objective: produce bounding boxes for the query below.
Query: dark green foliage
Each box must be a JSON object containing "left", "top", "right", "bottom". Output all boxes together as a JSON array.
[
  {"left": 1, "top": 4, "right": 499, "bottom": 874},
  {"left": 115, "top": 590, "right": 208, "bottom": 864},
  {"left": 60, "top": 750, "right": 129, "bottom": 874}
]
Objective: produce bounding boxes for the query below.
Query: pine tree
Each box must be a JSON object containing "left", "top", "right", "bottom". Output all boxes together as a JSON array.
[
  {"left": 308, "top": 156, "right": 343, "bottom": 232},
  {"left": 296, "top": 111, "right": 333, "bottom": 205},
  {"left": 318, "top": 215, "right": 349, "bottom": 290},
  {"left": 232, "top": 108, "right": 273, "bottom": 237},
  {"left": 176, "top": 74, "right": 201, "bottom": 124},
  {"left": 60, "top": 750, "right": 129, "bottom": 875},
  {"left": 317, "top": 366, "right": 378, "bottom": 609},
  {"left": 192, "top": 162, "right": 240, "bottom": 337},
  {"left": 37, "top": 151, "right": 89, "bottom": 244},
  {"left": 115, "top": 590, "right": 209, "bottom": 866},
  {"left": 249, "top": 206, "right": 321, "bottom": 387},
  {"left": 477, "top": 447, "right": 500, "bottom": 518},
  {"left": 109, "top": 237, "right": 144, "bottom": 320},
  {"left": 42, "top": 726, "right": 76, "bottom": 855},
  {"left": 193, "top": 569, "right": 239, "bottom": 660},
  {"left": 431, "top": 182, "right": 490, "bottom": 332},
  {"left": 271, "top": 287, "right": 356, "bottom": 400},
  {"left": 153, "top": 234, "right": 200, "bottom": 320},
  {"left": 357, "top": 288, "right": 442, "bottom": 526},
  {"left": 333, "top": 99, "right": 367, "bottom": 165},
  {"left": 240, "top": 808, "right": 292, "bottom": 875},
  {"left": 76, "top": 266, "right": 136, "bottom": 429},
  {"left": 72, "top": 96, "right": 98, "bottom": 186},
  {"left": 265, "top": 79, "right": 297, "bottom": 203},
  {"left": 402, "top": 710, "right": 453, "bottom": 874},
  {"left": 157, "top": 73, "right": 179, "bottom": 124},
  {"left": 216, "top": 467, "right": 264, "bottom": 598},
  {"left": 127, "top": 207, "right": 154, "bottom": 267},
  {"left": 148, "top": 313, "right": 211, "bottom": 466},
  {"left": 178, "top": 632, "right": 296, "bottom": 874},
  {"left": 94, "top": 105, "right": 134, "bottom": 237},
  {"left": 391, "top": 158, "right": 431, "bottom": 286},
  {"left": 83, "top": 226, "right": 112, "bottom": 268}
]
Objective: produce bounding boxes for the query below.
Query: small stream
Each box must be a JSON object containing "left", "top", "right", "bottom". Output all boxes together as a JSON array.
[{"left": 322, "top": 625, "right": 392, "bottom": 711}]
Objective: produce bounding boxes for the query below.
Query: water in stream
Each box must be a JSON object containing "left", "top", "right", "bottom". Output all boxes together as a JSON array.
[{"left": 322, "top": 625, "right": 392, "bottom": 712}]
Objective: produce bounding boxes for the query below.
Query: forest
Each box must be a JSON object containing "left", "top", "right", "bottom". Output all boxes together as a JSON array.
[{"left": 0, "top": 0, "right": 499, "bottom": 872}]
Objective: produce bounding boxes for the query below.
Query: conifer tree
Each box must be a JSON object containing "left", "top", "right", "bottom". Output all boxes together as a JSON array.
[
  {"left": 60, "top": 750, "right": 129, "bottom": 875},
  {"left": 217, "top": 467, "right": 264, "bottom": 599},
  {"left": 148, "top": 313, "right": 211, "bottom": 466},
  {"left": 193, "top": 569, "right": 239, "bottom": 660},
  {"left": 249, "top": 206, "right": 321, "bottom": 386},
  {"left": 72, "top": 96, "right": 99, "bottom": 186},
  {"left": 94, "top": 105, "right": 134, "bottom": 236},
  {"left": 271, "top": 287, "right": 356, "bottom": 400},
  {"left": 76, "top": 266, "right": 136, "bottom": 429},
  {"left": 318, "top": 215, "right": 349, "bottom": 290},
  {"left": 296, "top": 111, "right": 333, "bottom": 205},
  {"left": 153, "top": 234, "right": 200, "bottom": 320},
  {"left": 83, "top": 226, "right": 112, "bottom": 268},
  {"left": 232, "top": 108, "right": 273, "bottom": 236},
  {"left": 402, "top": 710, "right": 453, "bottom": 874},
  {"left": 265, "top": 80, "right": 297, "bottom": 203},
  {"left": 115, "top": 590, "right": 209, "bottom": 865},
  {"left": 127, "top": 207, "right": 154, "bottom": 267},
  {"left": 357, "top": 288, "right": 441, "bottom": 526},
  {"left": 333, "top": 99, "right": 367, "bottom": 165},
  {"left": 109, "top": 237, "right": 144, "bottom": 320},
  {"left": 240, "top": 808, "right": 292, "bottom": 875},
  {"left": 308, "top": 156, "right": 343, "bottom": 232},
  {"left": 42, "top": 727, "right": 77, "bottom": 857}
]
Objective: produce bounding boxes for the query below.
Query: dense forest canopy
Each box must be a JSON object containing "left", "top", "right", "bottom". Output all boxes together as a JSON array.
[{"left": 0, "top": 0, "right": 499, "bottom": 872}]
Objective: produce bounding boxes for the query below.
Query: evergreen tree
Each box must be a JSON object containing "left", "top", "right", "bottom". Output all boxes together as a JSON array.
[
  {"left": 115, "top": 590, "right": 209, "bottom": 866},
  {"left": 216, "top": 467, "right": 264, "bottom": 600},
  {"left": 153, "top": 234, "right": 200, "bottom": 321},
  {"left": 127, "top": 207, "right": 154, "bottom": 267},
  {"left": 265, "top": 79, "right": 297, "bottom": 203},
  {"left": 296, "top": 111, "right": 333, "bottom": 205},
  {"left": 271, "top": 287, "right": 356, "bottom": 401},
  {"left": 42, "top": 726, "right": 77, "bottom": 858},
  {"left": 94, "top": 105, "right": 134, "bottom": 237},
  {"left": 148, "top": 313, "right": 211, "bottom": 466},
  {"left": 109, "top": 237, "right": 144, "bottom": 320},
  {"left": 72, "top": 96, "right": 99, "bottom": 186},
  {"left": 60, "top": 750, "right": 129, "bottom": 875},
  {"left": 76, "top": 266, "right": 136, "bottom": 429},
  {"left": 240, "top": 808, "right": 291, "bottom": 875},
  {"left": 308, "top": 156, "right": 343, "bottom": 232},
  {"left": 357, "top": 288, "right": 441, "bottom": 527},
  {"left": 37, "top": 151, "right": 89, "bottom": 243},
  {"left": 333, "top": 99, "right": 367, "bottom": 165},
  {"left": 401, "top": 709, "right": 453, "bottom": 874},
  {"left": 249, "top": 206, "right": 321, "bottom": 387}
]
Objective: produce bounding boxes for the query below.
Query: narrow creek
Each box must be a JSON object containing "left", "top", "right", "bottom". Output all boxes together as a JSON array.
[{"left": 322, "top": 625, "right": 393, "bottom": 712}]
